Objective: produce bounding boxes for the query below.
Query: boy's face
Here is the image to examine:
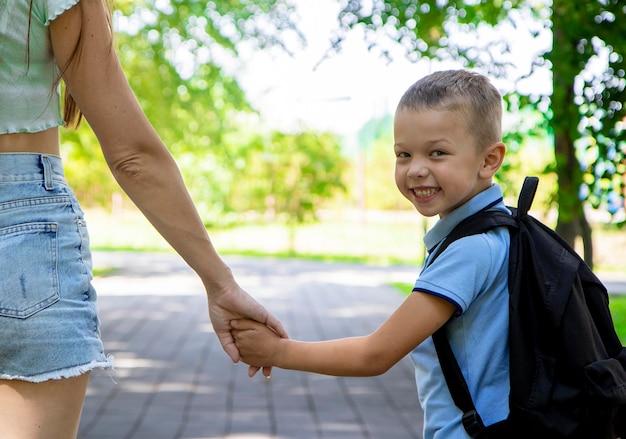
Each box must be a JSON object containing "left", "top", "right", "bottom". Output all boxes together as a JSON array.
[{"left": 393, "top": 108, "right": 493, "bottom": 218}]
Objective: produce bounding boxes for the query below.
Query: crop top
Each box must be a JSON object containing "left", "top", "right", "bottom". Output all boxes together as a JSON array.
[{"left": 0, "top": 0, "right": 80, "bottom": 134}]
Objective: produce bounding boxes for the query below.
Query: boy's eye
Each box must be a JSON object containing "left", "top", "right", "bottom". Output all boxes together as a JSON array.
[
  {"left": 430, "top": 150, "right": 446, "bottom": 157},
  {"left": 396, "top": 151, "right": 410, "bottom": 158}
]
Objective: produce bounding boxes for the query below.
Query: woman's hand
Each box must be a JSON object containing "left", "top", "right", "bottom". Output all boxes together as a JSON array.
[
  {"left": 209, "top": 286, "right": 287, "bottom": 362},
  {"left": 50, "top": 1, "right": 289, "bottom": 369},
  {"left": 231, "top": 318, "right": 285, "bottom": 377}
]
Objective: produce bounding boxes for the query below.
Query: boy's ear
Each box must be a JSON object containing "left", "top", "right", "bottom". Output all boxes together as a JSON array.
[{"left": 479, "top": 142, "right": 506, "bottom": 178}]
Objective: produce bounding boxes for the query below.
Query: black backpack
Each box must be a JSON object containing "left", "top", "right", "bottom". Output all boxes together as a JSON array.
[{"left": 429, "top": 176, "right": 626, "bottom": 439}]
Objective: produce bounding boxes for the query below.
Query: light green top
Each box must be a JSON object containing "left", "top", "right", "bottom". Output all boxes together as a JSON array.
[{"left": 0, "top": 0, "right": 80, "bottom": 134}]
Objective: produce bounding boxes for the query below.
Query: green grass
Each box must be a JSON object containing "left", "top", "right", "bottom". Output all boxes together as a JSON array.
[
  {"left": 390, "top": 282, "right": 626, "bottom": 344},
  {"left": 610, "top": 296, "right": 626, "bottom": 344},
  {"left": 85, "top": 208, "right": 429, "bottom": 266},
  {"left": 85, "top": 206, "right": 626, "bottom": 343},
  {"left": 390, "top": 282, "right": 415, "bottom": 295},
  {"left": 92, "top": 267, "right": 118, "bottom": 277},
  {"left": 84, "top": 207, "right": 625, "bottom": 270},
  {"left": 85, "top": 205, "right": 626, "bottom": 344},
  {"left": 219, "top": 248, "right": 400, "bottom": 265}
]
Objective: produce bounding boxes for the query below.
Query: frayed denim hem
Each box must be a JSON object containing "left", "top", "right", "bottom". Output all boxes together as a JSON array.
[{"left": 0, "top": 355, "right": 114, "bottom": 383}]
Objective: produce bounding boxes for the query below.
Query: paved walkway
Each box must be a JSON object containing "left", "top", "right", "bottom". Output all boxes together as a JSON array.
[
  {"left": 78, "top": 252, "right": 626, "bottom": 439},
  {"left": 78, "top": 252, "right": 425, "bottom": 439}
]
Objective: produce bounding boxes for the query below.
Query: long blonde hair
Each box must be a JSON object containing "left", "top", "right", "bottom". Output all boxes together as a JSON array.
[{"left": 28, "top": 0, "right": 114, "bottom": 128}]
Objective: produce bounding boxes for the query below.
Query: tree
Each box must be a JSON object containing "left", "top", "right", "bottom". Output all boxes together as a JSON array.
[
  {"left": 332, "top": 0, "right": 626, "bottom": 266},
  {"left": 61, "top": 0, "right": 302, "bottom": 213},
  {"left": 110, "top": 0, "right": 303, "bottom": 150},
  {"left": 237, "top": 131, "right": 348, "bottom": 253},
  {"left": 354, "top": 115, "right": 409, "bottom": 210}
]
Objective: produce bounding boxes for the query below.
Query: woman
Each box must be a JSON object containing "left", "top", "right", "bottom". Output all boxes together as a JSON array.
[{"left": 0, "top": 1, "right": 285, "bottom": 437}]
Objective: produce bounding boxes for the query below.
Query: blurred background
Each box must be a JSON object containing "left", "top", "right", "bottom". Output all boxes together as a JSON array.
[{"left": 62, "top": 0, "right": 625, "bottom": 273}]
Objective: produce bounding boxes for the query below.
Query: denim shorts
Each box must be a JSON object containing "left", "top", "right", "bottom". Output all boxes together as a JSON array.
[{"left": 0, "top": 153, "right": 113, "bottom": 382}]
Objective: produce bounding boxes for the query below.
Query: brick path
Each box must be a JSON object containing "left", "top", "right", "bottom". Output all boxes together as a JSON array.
[{"left": 78, "top": 252, "right": 425, "bottom": 439}]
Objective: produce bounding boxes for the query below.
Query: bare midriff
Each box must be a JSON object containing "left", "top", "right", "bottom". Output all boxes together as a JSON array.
[{"left": 0, "top": 128, "right": 61, "bottom": 156}]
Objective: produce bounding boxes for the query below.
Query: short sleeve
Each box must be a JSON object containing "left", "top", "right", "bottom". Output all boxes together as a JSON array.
[
  {"left": 413, "top": 233, "right": 500, "bottom": 313},
  {"left": 44, "top": 0, "right": 81, "bottom": 24}
]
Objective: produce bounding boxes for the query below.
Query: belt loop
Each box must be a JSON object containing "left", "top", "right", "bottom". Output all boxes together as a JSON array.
[{"left": 41, "top": 154, "right": 54, "bottom": 191}]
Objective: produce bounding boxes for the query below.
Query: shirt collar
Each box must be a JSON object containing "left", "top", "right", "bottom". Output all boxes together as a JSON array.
[{"left": 423, "top": 183, "right": 508, "bottom": 253}]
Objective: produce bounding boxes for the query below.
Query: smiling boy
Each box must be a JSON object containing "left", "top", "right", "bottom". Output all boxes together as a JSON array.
[{"left": 232, "top": 70, "right": 510, "bottom": 438}]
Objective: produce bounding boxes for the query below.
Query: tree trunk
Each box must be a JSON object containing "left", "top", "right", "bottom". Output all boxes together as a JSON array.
[
  {"left": 553, "top": 129, "right": 594, "bottom": 267},
  {"left": 555, "top": 213, "right": 594, "bottom": 266},
  {"left": 550, "top": 0, "right": 594, "bottom": 268}
]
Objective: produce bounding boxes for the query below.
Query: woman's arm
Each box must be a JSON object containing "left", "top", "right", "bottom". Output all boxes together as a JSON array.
[
  {"left": 233, "top": 290, "right": 456, "bottom": 376},
  {"left": 49, "top": 0, "right": 286, "bottom": 362}
]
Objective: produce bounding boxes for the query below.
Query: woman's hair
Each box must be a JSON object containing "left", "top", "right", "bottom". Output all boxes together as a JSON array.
[
  {"left": 397, "top": 70, "right": 503, "bottom": 148},
  {"left": 61, "top": 1, "right": 114, "bottom": 128},
  {"left": 27, "top": 0, "right": 113, "bottom": 128}
]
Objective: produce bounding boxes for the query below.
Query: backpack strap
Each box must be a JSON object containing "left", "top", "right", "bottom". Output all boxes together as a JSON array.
[
  {"left": 432, "top": 330, "right": 487, "bottom": 437},
  {"left": 428, "top": 180, "right": 538, "bottom": 437},
  {"left": 429, "top": 176, "right": 538, "bottom": 263},
  {"left": 517, "top": 176, "right": 539, "bottom": 218},
  {"left": 429, "top": 209, "right": 516, "bottom": 438},
  {"left": 430, "top": 209, "right": 517, "bottom": 261}
]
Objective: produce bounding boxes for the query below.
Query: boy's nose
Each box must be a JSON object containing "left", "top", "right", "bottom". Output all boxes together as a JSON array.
[{"left": 407, "top": 159, "right": 428, "bottom": 179}]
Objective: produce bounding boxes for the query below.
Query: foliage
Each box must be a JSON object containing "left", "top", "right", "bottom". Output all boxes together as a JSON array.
[
  {"left": 181, "top": 128, "right": 349, "bottom": 229},
  {"left": 236, "top": 131, "right": 348, "bottom": 249},
  {"left": 60, "top": 122, "right": 118, "bottom": 206},
  {"left": 111, "top": 0, "right": 303, "bottom": 201},
  {"left": 352, "top": 107, "right": 550, "bottom": 212},
  {"left": 609, "top": 295, "right": 626, "bottom": 344},
  {"left": 333, "top": 0, "right": 626, "bottom": 265},
  {"left": 61, "top": 0, "right": 303, "bottom": 215},
  {"left": 355, "top": 115, "right": 410, "bottom": 210}
]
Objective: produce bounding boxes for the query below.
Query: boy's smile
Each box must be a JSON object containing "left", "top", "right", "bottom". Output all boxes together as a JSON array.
[{"left": 393, "top": 108, "right": 495, "bottom": 218}]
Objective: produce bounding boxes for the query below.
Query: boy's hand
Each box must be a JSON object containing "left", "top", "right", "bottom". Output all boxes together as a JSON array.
[
  {"left": 208, "top": 283, "right": 287, "bottom": 365},
  {"left": 231, "top": 319, "right": 283, "bottom": 377}
]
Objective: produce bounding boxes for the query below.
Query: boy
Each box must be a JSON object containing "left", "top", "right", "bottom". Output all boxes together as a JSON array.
[{"left": 231, "top": 69, "right": 510, "bottom": 438}]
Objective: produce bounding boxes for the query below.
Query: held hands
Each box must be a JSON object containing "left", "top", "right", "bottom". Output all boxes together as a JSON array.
[
  {"left": 206, "top": 282, "right": 287, "bottom": 373},
  {"left": 231, "top": 318, "right": 283, "bottom": 377}
]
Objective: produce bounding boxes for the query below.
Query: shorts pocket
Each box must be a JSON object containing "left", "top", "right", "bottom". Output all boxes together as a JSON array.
[{"left": 0, "top": 222, "right": 60, "bottom": 318}]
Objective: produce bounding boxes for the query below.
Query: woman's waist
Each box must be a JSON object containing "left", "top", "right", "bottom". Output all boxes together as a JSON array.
[{"left": 0, "top": 129, "right": 61, "bottom": 156}]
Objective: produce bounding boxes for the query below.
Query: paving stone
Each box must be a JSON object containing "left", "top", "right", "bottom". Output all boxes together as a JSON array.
[{"left": 78, "top": 252, "right": 425, "bottom": 439}]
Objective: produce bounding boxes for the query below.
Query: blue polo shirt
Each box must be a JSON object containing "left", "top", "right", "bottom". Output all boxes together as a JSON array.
[{"left": 410, "top": 184, "right": 511, "bottom": 439}]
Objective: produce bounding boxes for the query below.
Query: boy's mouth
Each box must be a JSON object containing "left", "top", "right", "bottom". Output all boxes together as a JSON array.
[{"left": 412, "top": 187, "right": 440, "bottom": 198}]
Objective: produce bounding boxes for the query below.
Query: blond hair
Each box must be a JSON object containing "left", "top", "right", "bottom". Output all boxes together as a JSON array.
[
  {"left": 27, "top": 0, "right": 114, "bottom": 128},
  {"left": 397, "top": 70, "right": 503, "bottom": 148}
]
